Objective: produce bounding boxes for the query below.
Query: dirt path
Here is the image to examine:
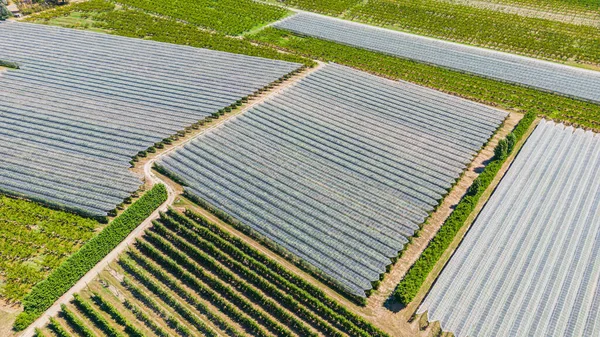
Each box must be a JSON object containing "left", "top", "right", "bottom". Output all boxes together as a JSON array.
[
  {"left": 366, "top": 112, "right": 523, "bottom": 311},
  {"left": 17, "top": 64, "right": 318, "bottom": 337}
]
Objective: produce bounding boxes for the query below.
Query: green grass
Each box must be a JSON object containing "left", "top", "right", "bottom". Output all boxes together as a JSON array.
[
  {"left": 250, "top": 28, "right": 600, "bottom": 131},
  {"left": 0, "top": 196, "right": 100, "bottom": 303}
]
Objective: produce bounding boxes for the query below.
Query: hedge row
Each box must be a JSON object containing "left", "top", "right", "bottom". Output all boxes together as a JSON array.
[
  {"left": 14, "top": 184, "right": 168, "bottom": 330},
  {"left": 394, "top": 111, "right": 537, "bottom": 305},
  {"left": 180, "top": 209, "right": 389, "bottom": 337}
]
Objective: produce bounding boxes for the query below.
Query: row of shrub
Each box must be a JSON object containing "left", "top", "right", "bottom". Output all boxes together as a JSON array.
[
  {"left": 137, "top": 234, "right": 292, "bottom": 337},
  {"left": 182, "top": 191, "right": 367, "bottom": 306},
  {"left": 118, "top": 257, "right": 218, "bottom": 337},
  {"left": 122, "top": 250, "right": 271, "bottom": 337},
  {"left": 73, "top": 293, "right": 124, "bottom": 337},
  {"left": 14, "top": 183, "right": 168, "bottom": 330},
  {"left": 122, "top": 298, "right": 170, "bottom": 337},
  {"left": 121, "top": 277, "right": 192, "bottom": 336},
  {"left": 121, "top": 251, "right": 243, "bottom": 337},
  {"left": 394, "top": 111, "right": 537, "bottom": 306},
  {"left": 151, "top": 219, "right": 326, "bottom": 337},
  {"left": 165, "top": 210, "right": 388, "bottom": 337},
  {"left": 60, "top": 304, "right": 95, "bottom": 337},
  {"left": 91, "top": 292, "right": 145, "bottom": 337}
]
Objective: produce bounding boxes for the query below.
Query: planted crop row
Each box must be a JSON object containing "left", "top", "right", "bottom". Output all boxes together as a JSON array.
[
  {"left": 151, "top": 220, "right": 332, "bottom": 337},
  {"left": 26, "top": 0, "right": 311, "bottom": 66},
  {"left": 251, "top": 28, "right": 600, "bottom": 132},
  {"left": 121, "top": 251, "right": 243, "bottom": 337},
  {"left": 275, "top": 13, "right": 600, "bottom": 104},
  {"left": 164, "top": 210, "right": 389, "bottom": 337},
  {"left": 118, "top": 257, "right": 219, "bottom": 337},
  {"left": 345, "top": 0, "right": 600, "bottom": 65},
  {"left": 14, "top": 184, "right": 168, "bottom": 331},
  {"left": 158, "top": 63, "right": 506, "bottom": 297},
  {"left": 122, "top": 298, "right": 171, "bottom": 337},
  {"left": 72, "top": 294, "right": 124, "bottom": 337},
  {"left": 121, "top": 277, "right": 192, "bottom": 336},
  {"left": 48, "top": 317, "right": 71, "bottom": 337},
  {"left": 91, "top": 292, "right": 145, "bottom": 337},
  {"left": 394, "top": 111, "right": 537, "bottom": 305},
  {"left": 276, "top": 0, "right": 362, "bottom": 15},
  {"left": 60, "top": 304, "right": 95, "bottom": 337},
  {"left": 137, "top": 235, "right": 298, "bottom": 337}
]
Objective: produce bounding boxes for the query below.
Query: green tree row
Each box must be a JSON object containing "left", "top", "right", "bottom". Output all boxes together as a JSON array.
[
  {"left": 166, "top": 210, "right": 389, "bottom": 337},
  {"left": 14, "top": 184, "right": 168, "bottom": 330},
  {"left": 394, "top": 111, "right": 537, "bottom": 306}
]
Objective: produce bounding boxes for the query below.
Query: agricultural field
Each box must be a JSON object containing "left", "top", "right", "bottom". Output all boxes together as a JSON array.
[
  {"left": 1, "top": 0, "right": 600, "bottom": 336},
  {"left": 36, "top": 209, "right": 388, "bottom": 337},
  {"left": 274, "top": 0, "right": 600, "bottom": 65},
  {"left": 0, "top": 21, "right": 301, "bottom": 217},
  {"left": 0, "top": 196, "right": 100, "bottom": 303},
  {"left": 156, "top": 63, "right": 507, "bottom": 298},
  {"left": 23, "top": 0, "right": 310, "bottom": 64},
  {"left": 275, "top": 12, "right": 600, "bottom": 104},
  {"left": 419, "top": 120, "right": 600, "bottom": 337},
  {"left": 114, "top": 0, "right": 288, "bottom": 35}
]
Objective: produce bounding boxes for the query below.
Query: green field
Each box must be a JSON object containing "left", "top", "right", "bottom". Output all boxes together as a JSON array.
[
  {"left": 115, "top": 0, "right": 288, "bottom": 35},
  {"left": 0, "top": 196, "right": 100, "bottom": 303}
]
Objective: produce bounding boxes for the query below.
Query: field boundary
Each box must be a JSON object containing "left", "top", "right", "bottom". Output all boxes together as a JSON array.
[{"left": 410, "top": 118, "right": 541, "bottom": 334}]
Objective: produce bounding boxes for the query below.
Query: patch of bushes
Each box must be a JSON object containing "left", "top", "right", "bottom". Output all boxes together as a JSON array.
[{"left": 14, "top": 184, "right": 168, "bottom": 331}]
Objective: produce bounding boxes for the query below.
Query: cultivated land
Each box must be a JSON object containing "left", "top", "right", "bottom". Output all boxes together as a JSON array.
[
  {"left": 275, "top": 12, "right": 600, "bottom": 104},
  {"left": 275, "top": 0, "right": 600, "bottom": 66},
  {"left": 157, "top": 63, "right": 507, "bottom": 298},
  {"left": 36, "top": 210, "right": 390, "bottom": 337},
  {"left": 0, "top": 21, "right": 301, "bottom": 217},
  {"left": 420, "top": 121, "right": 600, "bottom": 337},
  {"left": 0, "top": 197, "right": 100, "bottom": 303},
  {"left": 2, "top": 0, "right": 600, "bottom": 336}
]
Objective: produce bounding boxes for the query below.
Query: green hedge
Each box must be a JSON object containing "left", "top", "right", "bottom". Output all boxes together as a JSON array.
[
  {"left": 14, "top": 184, "right": 168, "bottom": 330},
  {"left": 394, "top": 112, "right": 537, "bottom": 306}
]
